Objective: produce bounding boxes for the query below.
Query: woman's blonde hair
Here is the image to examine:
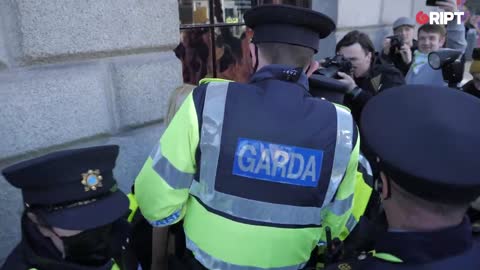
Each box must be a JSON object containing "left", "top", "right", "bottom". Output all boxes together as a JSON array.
[{"left": 165, "top": 84, "right": 196, "bottom": 125}]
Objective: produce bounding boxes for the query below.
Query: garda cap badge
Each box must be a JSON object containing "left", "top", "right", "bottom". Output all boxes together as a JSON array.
[
  {"left": 81, "top": 169, "right": 103, "bottom": 192},
  {"left": 338, "top": 263, "right": 352, "bottom": 270}
]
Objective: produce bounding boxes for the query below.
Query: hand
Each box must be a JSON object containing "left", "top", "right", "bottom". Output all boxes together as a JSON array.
[
  {"left": 399, "top": 44, "right": 412, "bottom": 64},
  {"left": 437, "top": 0, "right": 458, "bottom": 13},
  {"left": 337, "top": 72, "right": 357, "bottom": 92},
  {"left": 318, "top": 58, "right": 326, "bottom": 68},
  {"left": 383, "top": 38, "right": 392, "bottom": 55}
]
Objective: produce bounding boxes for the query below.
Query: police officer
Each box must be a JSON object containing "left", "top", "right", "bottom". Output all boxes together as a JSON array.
[
  {"left": 1, "top": 145, "right": 135, "bottom": 270},
  {"left": 135, "top": 4, "right": 372, "bottom": 270},
  {"left": 326, "top": 85, "right": 480, "bottom": 270}
]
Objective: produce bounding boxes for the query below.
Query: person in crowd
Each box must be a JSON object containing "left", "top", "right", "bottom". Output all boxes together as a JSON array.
[
  {"left": 405, "top": 0, "right": 466, "bottom": 86},
  {"left": 334, "top": 30, "right": 405, "bottom": 122},
  {"left": 381, "top": 17, "right": 418, "bottom": 75},
  {"left": 464, "top": 11, "right": 479, "bottom": 60}
]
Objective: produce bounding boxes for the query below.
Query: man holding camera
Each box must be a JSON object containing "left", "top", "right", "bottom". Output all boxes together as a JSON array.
[
  {"left": 381, "top": 17, "right": 418, "bottom": 76},
  {"left": 333, "top": 30, "right": 405, "bottom": 122},
  {"left": 405, "top": 0, "right": 467, "bottom": 86}
]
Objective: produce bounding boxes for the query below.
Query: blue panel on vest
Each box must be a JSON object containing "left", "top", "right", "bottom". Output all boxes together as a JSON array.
[{"left": 232, "top": 138, "right": 324, "bottom": 187}]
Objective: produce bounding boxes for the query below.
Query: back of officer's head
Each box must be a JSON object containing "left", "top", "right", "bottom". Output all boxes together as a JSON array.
[
  {"left": 253, "top": 43, "right": 315, "bottom": 68},
  {"left": 378, "top": 174, "right": 470, "bottom": 230},
  {"left": 244, "top": 5, "right": 335, "bottom": 70},
  {"left": 360, "top": 85, "right": 480, "bottom": 230}
]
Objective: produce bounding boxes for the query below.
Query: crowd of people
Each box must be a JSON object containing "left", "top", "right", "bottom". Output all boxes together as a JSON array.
[{"left": 2, "top": 1, "right": 480, "bottom": 270}]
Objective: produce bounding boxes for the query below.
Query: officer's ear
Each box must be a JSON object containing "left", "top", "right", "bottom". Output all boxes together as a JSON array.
[
  {"left": 249, "top": 43, "right": 258, "bottom": 69},
  {"left": 378, "top": 172, "right": 391, "bottom": 201},
  {"left": 305, "top": 60, "right": 319, "bottom": 78},
  {"left": 374, "top": 157, "right": 391, "bottom": 200}
]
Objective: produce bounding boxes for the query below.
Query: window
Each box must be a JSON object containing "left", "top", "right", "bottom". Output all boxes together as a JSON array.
[{"left": 176, "top": 0, "right": 312, "bottom": 84}]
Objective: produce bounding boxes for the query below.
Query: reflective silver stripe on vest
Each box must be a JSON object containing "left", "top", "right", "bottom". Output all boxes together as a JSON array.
[
  {"left": 186, "top": 236, "right": 306, "bottom": 270},
  {"left": 190, "top": 180, "right": 323, "bottom": 224},
  {"left": 150, "top": 142, "right": 194, "bottom": 189},
  {"left": 322, "top": 105, "right": 354, "bottom": 208},
  {"left": 190, "top": 82, "right": 352, "bottom": 225},
  {"left": 327, "top": 194, "right": 354, "bottom": 216},
  {"left": 359, "top": 154, "right": 373, "bottom": 177},
  {"left": 345, "top": 214, "right": 358, "bottom": 232}
]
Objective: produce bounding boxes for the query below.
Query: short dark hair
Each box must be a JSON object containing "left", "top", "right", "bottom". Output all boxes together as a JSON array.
[
  {"left": 418, "top": 24, "right": 446, "bottom": 37},
  {"left": 257, "top": 43, "right": 314, "bottom": 67},
  {"left": 335, "top": 30, "right": 375, "bottom": 55}
]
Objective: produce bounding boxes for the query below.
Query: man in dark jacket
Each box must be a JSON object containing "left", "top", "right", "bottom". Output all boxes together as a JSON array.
[
  {"left": 381, "top": 17, "right": 418, "bottom": 75},
  {"left": 333, "top": 30, "right": 405, "bottom": 122}
]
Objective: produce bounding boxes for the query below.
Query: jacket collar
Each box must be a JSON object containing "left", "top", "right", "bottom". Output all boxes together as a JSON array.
[
  {"left": 374, "top": 217, "right": 473, "bottom": 264},
  {"left": 250, "top": 64, "right": 309, "bottom": 91},
  {"left": 20, "top": 214, "right": 114, "bottom": 270}
]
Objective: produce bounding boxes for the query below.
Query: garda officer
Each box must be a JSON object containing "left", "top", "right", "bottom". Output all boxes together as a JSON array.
[
  {"left": 327, "top": 85, "right": 480, "bottom": 270},
  {"left": 135, "top": 4, "right": 372, "bottom": 270},
  {"left": 1, "top": 145, "right": 134, "bottom": 270}
]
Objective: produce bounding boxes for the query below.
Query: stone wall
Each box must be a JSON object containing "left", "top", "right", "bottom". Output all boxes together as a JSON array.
[{"left": 0, "top": 0, "right": 183, "bottom": 262}]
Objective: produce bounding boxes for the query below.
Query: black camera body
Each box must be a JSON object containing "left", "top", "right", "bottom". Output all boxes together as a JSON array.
[
  {"left": 316, "top": 55, "right": 353, "bottom": 79},
  {"left": 428, "top": 48, "right": 465, "bottom": 89},
  {"left": 308, "top": 55, "right": 353, "bottom": 104},
  {"left": 426, "top": 0, "right": 447, "bottom": 7},
  {"left": 388, "top": 35, "right": 404, "bottom": 53}
]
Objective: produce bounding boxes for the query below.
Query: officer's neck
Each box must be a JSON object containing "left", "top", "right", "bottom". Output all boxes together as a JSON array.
[
  {"left": 384, "top": 203, "right": 465, "bottom": 232},
  {"left": 256, "top": 62, "right": 308, "bottom": 74}
]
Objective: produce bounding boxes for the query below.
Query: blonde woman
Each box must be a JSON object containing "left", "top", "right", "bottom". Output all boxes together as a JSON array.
[{"left": 165, "top": 84, "right": 196, "bottom": 125}]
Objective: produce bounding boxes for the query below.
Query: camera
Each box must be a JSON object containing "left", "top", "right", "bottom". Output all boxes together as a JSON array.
[
  {"left": 428, "top": 48, "right": 465, "bottom": 88},
  {"left": 308, "top": 55, "right": 352, "bottom": 104},
  {"left": 316, "top": 55, "right": 353, "bottom": 79},
  {"left": 388, "top": 35, "right": 404, "bottom": 53},
  {"left": 426, "top": 0, "right": 446, "bottom": 7}
]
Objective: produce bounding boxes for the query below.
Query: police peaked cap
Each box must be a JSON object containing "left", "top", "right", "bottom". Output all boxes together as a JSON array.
[
  {"left": 2, "top": 145, "right": 129, "bottom": 230},
  {"left": 360, "top": 85, "right": 480, "bottom": 204},
  {"left": 244, "top": 5, "right": 336, "bottom": 53}
]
